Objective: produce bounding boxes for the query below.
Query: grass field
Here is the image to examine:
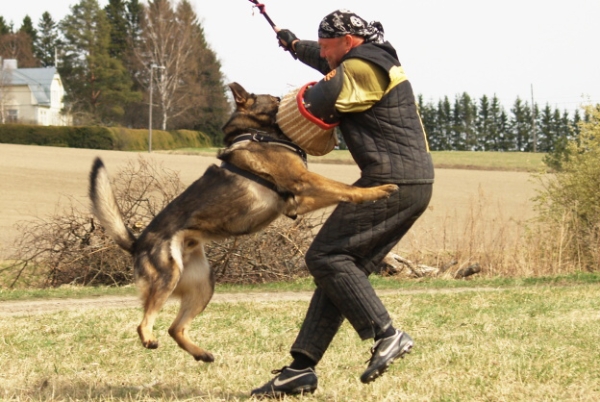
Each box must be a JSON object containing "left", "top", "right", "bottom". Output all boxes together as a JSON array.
[
  {"left": 1, "top": 144, "right": 597, "bottom": 400},
  {"left": 0, "top": 144, "right": 540, "bottom": 258},
  {"left": 172, "top": 148, "right": 549, "bottom": 172},
  {"left": 1, "top": 274, "right": 599, "bottom": 401}
]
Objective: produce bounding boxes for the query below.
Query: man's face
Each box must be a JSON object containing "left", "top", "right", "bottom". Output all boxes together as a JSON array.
[{"left": 318, "top": 36, "right": 350, "bottom": 69}]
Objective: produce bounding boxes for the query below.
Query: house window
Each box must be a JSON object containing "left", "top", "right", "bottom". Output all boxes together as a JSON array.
[{"left": 7, "top": 109, "right": 18, "bottom": 122}]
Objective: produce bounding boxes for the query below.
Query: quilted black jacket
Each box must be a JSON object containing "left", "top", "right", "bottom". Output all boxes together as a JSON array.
[{"left": 295, "top": 40, "right": 435, "bottom": 184}]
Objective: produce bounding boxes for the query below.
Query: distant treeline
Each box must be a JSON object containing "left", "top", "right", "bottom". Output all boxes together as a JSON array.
[
  {"left": 0, "top": 1, "right": 593, "bottom": 153},
  {"left": 417, "top": 93, "right": 587, "bottom": 153}
]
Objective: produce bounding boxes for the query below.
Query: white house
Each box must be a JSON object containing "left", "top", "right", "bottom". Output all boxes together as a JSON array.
[{"left": 0, "top": 59, "right": 72, "bottom": 126}]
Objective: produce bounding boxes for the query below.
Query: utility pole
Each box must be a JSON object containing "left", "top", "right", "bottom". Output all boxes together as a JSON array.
[{"left": 531, "top": 84, "right": 537, "bottom": 153}]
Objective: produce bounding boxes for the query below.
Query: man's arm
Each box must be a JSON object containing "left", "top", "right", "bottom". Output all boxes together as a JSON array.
[
  {"left": 295, "top": 41, "right": 330, "bottom": 75},
  {"left": 275, "top": 29, "right": 330, "bottom": 75}
]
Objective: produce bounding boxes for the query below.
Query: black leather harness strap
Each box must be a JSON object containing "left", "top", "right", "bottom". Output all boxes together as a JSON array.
[
  {"left": 231, "top": 131, "right": 308, "bottom": 166},
  {"left": 218, "top": 131, "right": 305, "bottom": 199},
  {"left": 220, "top": 161, "right": 277, "bottom": 192},
  {"left": 220, "top": 161, "right": 294, "bottom": 200}
]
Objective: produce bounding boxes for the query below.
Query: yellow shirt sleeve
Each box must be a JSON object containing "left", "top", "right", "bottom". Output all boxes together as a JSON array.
[{"left": 336, "top": 58, "right": 408, "bottom": 113}]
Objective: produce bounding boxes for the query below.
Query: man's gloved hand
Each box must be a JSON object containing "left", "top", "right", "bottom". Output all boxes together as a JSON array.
[{"left": 276, "top": 29, "right": 298, "bottom": 52}]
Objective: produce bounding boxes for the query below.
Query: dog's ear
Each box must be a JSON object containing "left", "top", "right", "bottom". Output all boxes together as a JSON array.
[{"left": 228, "top": 82, "right": 249, "bottom": 106}]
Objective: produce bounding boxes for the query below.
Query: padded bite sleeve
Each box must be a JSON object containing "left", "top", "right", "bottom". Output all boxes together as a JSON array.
[{"left": 303, "top": 65, "right": 344, "bottom": 124}]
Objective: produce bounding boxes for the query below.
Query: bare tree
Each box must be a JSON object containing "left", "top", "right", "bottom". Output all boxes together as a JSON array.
[
  {"left": 134, "top": 0, "right": 204, "bottom": 130},
  {"left": 0, "top": 32, "right": 39, "bottom": 68},
  {"left": 0, "top": 62, "right": 14, "bottom": 124}
]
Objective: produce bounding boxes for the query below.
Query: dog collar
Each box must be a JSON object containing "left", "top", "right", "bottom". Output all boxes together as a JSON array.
[{"left": 231, "top": 131, "right": 308, "bottom": 166}]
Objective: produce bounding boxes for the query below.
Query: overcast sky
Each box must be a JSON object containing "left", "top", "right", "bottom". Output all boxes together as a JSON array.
[{"left": 3, "top": 0, "right": 599, "bottom": 114}]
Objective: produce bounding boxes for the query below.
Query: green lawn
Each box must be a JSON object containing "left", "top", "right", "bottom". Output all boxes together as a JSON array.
[
  {"left": 0, "top": 144, "right": 578, "bottom": 400},
  {"left": 0, "top": 274, "right": 598, "bottom": 401}
]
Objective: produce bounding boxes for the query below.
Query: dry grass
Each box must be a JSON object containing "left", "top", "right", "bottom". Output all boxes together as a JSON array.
[
  {"left": 0, "top": 282, "right": 599, "bottom": 401},
  {"left": 0, "top": 145, "right": 590, "bottom": 285},
  {"left": 395, "top": 179, "right": 595, "bottom": 278},
  {"left": 431, "top": 150, "right": 547, "bottom": 172}
]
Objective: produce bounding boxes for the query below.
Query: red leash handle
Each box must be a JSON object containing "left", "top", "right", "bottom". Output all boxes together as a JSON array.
[{"left": 248, "top": 0, "right": 277, "bottom": 29}]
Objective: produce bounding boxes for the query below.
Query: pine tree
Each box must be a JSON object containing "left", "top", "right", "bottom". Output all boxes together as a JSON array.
[
  {"left": 497, "top": 110, "right": 510, "bottom": 151},
  {"left": 547, "top": 108, "right": 571, "bottom": 158},
  {"left": 182, "top": 20, "right": 229, "bottom": 140},
  {"left": 461, "top": 93, "right": 478, "bottom": 150},
  {"left": 571, "top": 109, "right": 582, "bottom": 140},
  {"left": 126, "top": 0, "right": 143, "bottom": 43},
  {"left": 451, "top": 93, "right": 477, "bottom": 150},
  {"left": 104, "top": 0, "right": 129, "bottom": 59},
  {"left": 35, "top": 12, "right": 61, "bottom": 67},
  {"left": 487, "top": 95, "right": 506, "bottom": 151},
  {"left": 418, "top": 95, "right": 439, "bottom": 150},
  {"left": 170, "top": 0, "right": 228, "bottom": 136},
  {"left": 476, "top": 95, "right": 491, "bottom": 150},
  {"left": 18, "top": 16, "right": 38, "bottom": 65},
  {"left": 59, "top": 0, "right": 140, "bottom": 124},
  {"left": 436, "top": 96, "right": 452, "bottom": 150},
  {"left": 19, "top": 16, "right": 37, "bottom": 42},
  {"left": 509, "top": 98, "right": 533, "bottom": 151},
  {"left": 0, "top": 17, "right": 11, "bottom": 35},
  {"left": 538, "top": 104, "right": 555, "bottom": 152}
]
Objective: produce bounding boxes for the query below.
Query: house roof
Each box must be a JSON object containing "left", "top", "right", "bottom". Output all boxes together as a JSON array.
[{"left": 9, "top": 67, "right": 58, "bottom": 106}]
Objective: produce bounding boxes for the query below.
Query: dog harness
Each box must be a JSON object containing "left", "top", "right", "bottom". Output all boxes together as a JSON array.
[
  {"left": 218, "top": 130, "right": 306, "bottom": 200},
  {"left": 228, "top": 131, "right": 308, "bottom": 165}
]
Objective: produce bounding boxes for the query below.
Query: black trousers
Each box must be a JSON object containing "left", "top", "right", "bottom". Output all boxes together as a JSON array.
[{"left": 290, "top": 180, "right": 433, "bottom": 363}]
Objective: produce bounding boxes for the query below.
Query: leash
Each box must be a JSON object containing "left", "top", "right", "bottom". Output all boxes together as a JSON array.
[{"left": 247, "top": 0, "right": 297, "bottom": 59}]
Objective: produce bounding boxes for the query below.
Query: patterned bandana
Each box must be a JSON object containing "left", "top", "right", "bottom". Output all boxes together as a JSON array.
[{"left": 318, "top": 9, "right": 385, "bottom": 44}]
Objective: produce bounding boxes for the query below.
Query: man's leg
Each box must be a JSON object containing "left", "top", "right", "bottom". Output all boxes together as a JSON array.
[
  {"left": 299, "top": 183, "right": 432, "bottom": 341},
  {"left": 251, "top": 184, "right": 432, "bottom": 396}
]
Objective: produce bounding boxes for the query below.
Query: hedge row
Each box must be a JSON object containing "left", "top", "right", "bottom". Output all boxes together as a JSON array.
[{"left": 0, "top": 124, "right": 212, "bottom": 151}]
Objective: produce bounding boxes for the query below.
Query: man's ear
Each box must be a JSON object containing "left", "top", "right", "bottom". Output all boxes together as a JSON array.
[
  {"left": 347, "top": 34, "right": 364, "bottom": 49},
  {"left": 344, "top": 35, "right": 353, "bottom": 48}
]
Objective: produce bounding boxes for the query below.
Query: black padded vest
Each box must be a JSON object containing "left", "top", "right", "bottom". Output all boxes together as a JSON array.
[{"left": 296, "top": 41, "right": 435, "bottom": 184}]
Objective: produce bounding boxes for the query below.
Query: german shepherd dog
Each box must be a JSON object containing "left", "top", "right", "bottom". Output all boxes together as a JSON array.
[{"left": 89, "top": 82, "right": 398, "bottom": 362}]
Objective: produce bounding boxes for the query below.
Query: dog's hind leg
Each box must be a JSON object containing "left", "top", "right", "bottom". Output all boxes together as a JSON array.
[
  {"left": 136, "top": 257, "right": 181, "bottom": 350},
  {"left": 169, "top": 245, "right": 215, "bottom": 362}
]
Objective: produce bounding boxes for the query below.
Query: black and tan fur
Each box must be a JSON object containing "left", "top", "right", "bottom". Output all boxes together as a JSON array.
[{"left": 89, "top": 82, "right": 398, "bottom": 362}]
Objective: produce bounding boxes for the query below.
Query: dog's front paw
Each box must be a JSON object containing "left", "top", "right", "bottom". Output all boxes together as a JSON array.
[{"left": 381, "top": 184, "right": 399, "bottom": 195}]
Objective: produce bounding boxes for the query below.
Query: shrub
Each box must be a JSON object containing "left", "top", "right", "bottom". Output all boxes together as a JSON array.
[
  {"left": 1, "top": 157, "right": 314, "bottom": 287},
  {"left": 534, "top": 104, "right": 600, "bottom": 271},
  {"left": 0, "top": 124, "right": 114, "bottom": 149},
  {"left": 0, "top": 124, "right": 213, "bottom": 151}
]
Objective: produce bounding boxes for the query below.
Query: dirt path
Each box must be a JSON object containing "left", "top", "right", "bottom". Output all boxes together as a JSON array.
[{"left": 0, "top": 287, "right": 505, "bottom": 317}]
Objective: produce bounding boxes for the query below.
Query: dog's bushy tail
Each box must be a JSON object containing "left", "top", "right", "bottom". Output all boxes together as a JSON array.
[{"left": 89, "top": 157, "right": 136, "bottom": 253}]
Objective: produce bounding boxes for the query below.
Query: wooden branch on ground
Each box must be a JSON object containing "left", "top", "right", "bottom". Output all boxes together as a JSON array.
[
  {"left": 377, "top": 253, "right": 480, "bottom": 279},
  {"left": 454, "top": 263, "right": 481, "bottom": 279}
]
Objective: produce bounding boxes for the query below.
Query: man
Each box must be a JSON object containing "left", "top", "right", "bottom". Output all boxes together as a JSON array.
[{"left": 251, "top": 9, "right": 434, "bottom": 398}]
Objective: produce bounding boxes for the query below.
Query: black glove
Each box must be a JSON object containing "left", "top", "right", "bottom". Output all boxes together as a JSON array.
[{"left": 276, "top": 29, "right": 298, "bottom": 52}]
